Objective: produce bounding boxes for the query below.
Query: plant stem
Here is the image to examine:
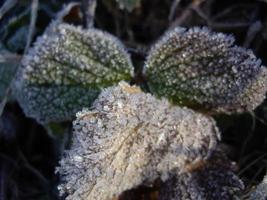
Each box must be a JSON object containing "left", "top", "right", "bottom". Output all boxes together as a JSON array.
[
  {"left": 82, "top": 0, "right": 97, "bottom": 28},
  {"left": 0, "top": 0, "right": 17, "bottom": 20},
  {"left": 24, "top": 0, "right": 39, "bottom": 54}
]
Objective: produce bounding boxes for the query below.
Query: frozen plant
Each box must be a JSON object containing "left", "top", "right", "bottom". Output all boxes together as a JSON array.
[
  {"left": 57, "top": 81, "right": 221, "bottom": 200},
  {"left": 145, "top": 27, "right": 267, "bottom": 114},
  {"left": 248, "top": 173, "right": 267, "bottom": 200},
  {"left": 13, "top": 22, "right": 133, "bottom": 124},
  {"left": 160, "top": 150, "right": 244, "bottom": 200}
]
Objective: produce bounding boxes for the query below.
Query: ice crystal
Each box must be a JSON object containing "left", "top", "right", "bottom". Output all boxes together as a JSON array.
[
  {"left": 57, "top": 81, "right": 220, "bottom": 200},
  {"left": 159, "top": 150, "right": 244, "bottom": 200},
  {"left": 13, "top": 22, "right": 133, "bottom": 124},
  {"left": 249, "top": 174, "right": 267, "bottom": 200},
  {"left": 145, "top": 27, "right": 267, "bottom": 114}
]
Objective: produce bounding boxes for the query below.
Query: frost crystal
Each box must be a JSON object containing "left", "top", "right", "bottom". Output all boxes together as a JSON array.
[
  {"left": 13, "top": 22, "right": 133, "bottom": 124},
  {"left": 57, "top": 81, "right": 220, "bottom": 200},
  {"left": 249, "top": 174, "right": 267, "bottom": 200},
  {"left": 159, "top": 150, "right": 244, "bottom": 200},
  {"left": 145, "top": 27, "right": 267, "bottom": 114}
]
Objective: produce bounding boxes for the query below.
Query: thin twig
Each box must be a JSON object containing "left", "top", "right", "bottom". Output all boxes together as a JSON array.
[
  {"left": 238, "top": 111, "right": 256, "bottom": 165},
  {"left": 0, "top": 53, "right": 21, "bottom": 118},
  {"left": 0, "top": 53, "right": 21, "bottom": 63},
  {"left": 210, "top": 22, "right": 251, "bottom": 29},
  {"left": 0, "top": 88, "right": 11, "bottom": 117},
  {"left": 243, "top": 21, "right": 262, "bottom": 48},
  {"left": 17, "top": 148, "right": 50, "bottom": 189},
  {"left": 201, "top": 0, "right": 214, "bottom": 17},
  {"left": 168, "top": 0, "right": 181, "bottom": 22},
  {"left": 124, "top": 11, "right": 134, "bottom": 43},
  {"left": 212, "top": 4, "right": 252, "bottom": 21},
  {"left": 193, "top": 6, "right": 251, "bottom": 29},
  {"left": 0, "top": 0, "right": 37, "bottom": 117},
  {"left": 169, "top": 0, "right": 205, "bottom": 28},
  {"left": 254, "top": 115, "right": 267, "bottom": 127},
  {"left": 0, "top": 164, "right": 5, "bottom": 200},
  {"left": 0, "top": 0, "right": 18, "bottom": 20},
  {"left": 56, "top": 2, "right": 81, "bottom": 21},
  {"left": 0, "top": 154, "right": 18, "bottom": 168},
  {"left": 24, "top": 0, "right": 39, "bottom": 54},
  {"left": 247, "top": 166, "right": 266, "bottom": 189},
  {"left": 192, "top": 6, "right": 210, "bottom": 22},
  {"left": 238, "top": 153, "right": 267, "bottom": 176},
  {"left": 81, "top": 0, "right": 97, "bottom": 28}
]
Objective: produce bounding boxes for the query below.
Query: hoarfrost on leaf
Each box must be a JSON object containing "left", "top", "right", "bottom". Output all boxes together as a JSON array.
[
  {"left": 159, "top": 150, "right": 244, "bottom": 200},
  {"left": 248, "top": 173, "right": 267, "bottom": 200},
  {"left": 57, "top": 81, "right": 220, "bottom": 200},
  {"left": 145, "top": 27, "right": 267, "bottom": 114},
  {"left": 13, "top": 22, "right": 134, "bottom": 124}
]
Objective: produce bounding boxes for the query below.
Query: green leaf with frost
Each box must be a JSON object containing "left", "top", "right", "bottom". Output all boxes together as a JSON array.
[
  {"left": 248, "top": 173, "right": 267, "bottom": 200},
  {"left": 13, "top": 22, "right": 133, "bottom": 124},
  {"left": 145, "top": 27, "right": 267, "bottom": 114},
  {"left": 57, "top": 81, "right": 220, "bottom": 200}
]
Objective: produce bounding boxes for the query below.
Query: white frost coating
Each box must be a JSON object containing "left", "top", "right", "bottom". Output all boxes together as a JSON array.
[
  {"left": 249, "top": 174, "right": 267, "bottom": 200},
  {"left": 160, "top": 150, "right": 244, "bottom": 200},
  {"left": 13, "top": 22, "right": 133, "bottom": 124},
  {"left": 145, "top": 26, "right": 267, "bottom": 113},
  {"left": 57, "top": 81, "right": 220, "bottom": 200}
]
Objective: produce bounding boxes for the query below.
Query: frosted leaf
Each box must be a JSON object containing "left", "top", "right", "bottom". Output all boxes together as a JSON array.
[
  {"left": 221, "top": 67, "right": 267, "bottom": 113},
  {"left": 248, "top": 174, "right": 267, "bottom": 200},
  {"left": 159, "top": 150, "right": 244, "bottom": 200},
  {"left": 145, "top": 27, "right": 267, "bottom": 114},
  {"left": 13, "top": 22, "right": 133, "bottom": 124},
  {"left": 115, "top": 0, "right": 141, "bottom": 11},
  {"left": 56, "top": 81, "right": 220, "bottom": 200}
]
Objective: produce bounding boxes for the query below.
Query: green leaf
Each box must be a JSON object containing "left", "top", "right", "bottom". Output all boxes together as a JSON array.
[
  {"left": 13, "top": 22, "right": 134, "bottom": 124},
  {"left": 145, "top": 27, "right": 267, "bottom": 114}
]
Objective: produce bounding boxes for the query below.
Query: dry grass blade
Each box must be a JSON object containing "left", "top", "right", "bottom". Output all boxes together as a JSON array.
[{"left": 0, "top": 0, "right": 17, "bottom": 20}]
